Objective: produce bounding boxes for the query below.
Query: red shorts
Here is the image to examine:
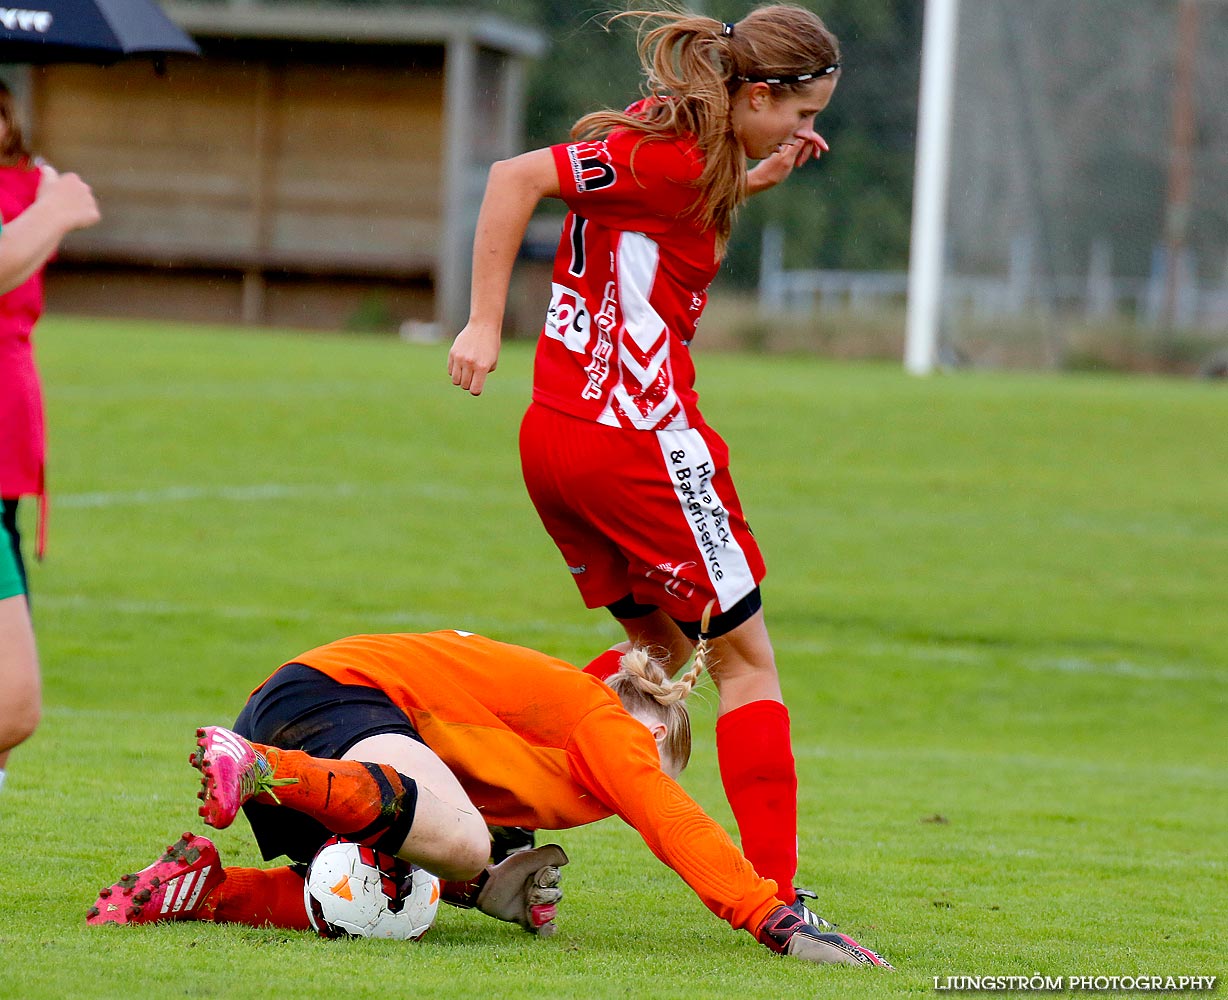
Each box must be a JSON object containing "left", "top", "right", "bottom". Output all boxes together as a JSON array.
[{"left": 519, "top": 402, "right": 766, "bottom": 623}]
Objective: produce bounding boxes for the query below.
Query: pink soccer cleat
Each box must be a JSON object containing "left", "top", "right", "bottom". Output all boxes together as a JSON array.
[
  {"left": 86, "top": 832, "right": 223, "bottom": 925},
  {"left": 190, "top": 725, "right": 289, "bottom": 829}
]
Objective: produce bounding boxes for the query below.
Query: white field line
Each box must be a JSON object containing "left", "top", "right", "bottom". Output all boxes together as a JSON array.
[
  {"left": 36, "top": 592, "right": 617, "bottom": 639},
  {"left": 38, "top": 590, "right": 1218, "bottom": 684},
  {"left": 894, "top": 838, "right": 1224, "bottom": 873},
  {"left": 54, "top": 482, "right": 482, "bottom": 508},
  {"left": 49, "top": 379, "right": 390, "bottom": 401},
  {"left": 792, "top": 743, "right": 1227, "bottom": 786},
  {"left": 40, "top": 692, "right": 1226, "bottom": 795},
  {"left": 778, "top": 635, "right": 1221, "bottom": 684},
  {"left": 57, "top": 483, "right": 354, "bottom": 508}
]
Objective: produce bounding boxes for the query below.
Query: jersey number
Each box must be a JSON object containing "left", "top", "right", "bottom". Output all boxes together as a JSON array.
[{"left": 568, "top": 215, "right": 588, "bottom": 277}]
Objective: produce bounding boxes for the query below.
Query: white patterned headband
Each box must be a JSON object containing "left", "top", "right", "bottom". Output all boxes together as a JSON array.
[{"left": 737, "top": 63, "right": 841, "bottom": 85}]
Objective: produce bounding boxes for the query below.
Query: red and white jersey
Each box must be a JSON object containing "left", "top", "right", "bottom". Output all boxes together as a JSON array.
[{"left": 534, "top": 123, "right": 720, "bottom": 431}]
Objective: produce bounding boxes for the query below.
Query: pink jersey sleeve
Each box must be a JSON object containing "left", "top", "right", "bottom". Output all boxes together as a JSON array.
[{"left": 551, "top": 129, "right": 703, "bottom": 235}]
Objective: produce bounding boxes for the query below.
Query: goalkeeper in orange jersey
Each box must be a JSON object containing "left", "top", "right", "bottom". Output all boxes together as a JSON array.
[{"left": 86, "top": 628, "right": 891, "bottom": 968}]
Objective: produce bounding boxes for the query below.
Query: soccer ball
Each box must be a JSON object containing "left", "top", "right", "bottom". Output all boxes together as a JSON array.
[{"left": 304, "top": 837, "right": 440, "bottom": 940}]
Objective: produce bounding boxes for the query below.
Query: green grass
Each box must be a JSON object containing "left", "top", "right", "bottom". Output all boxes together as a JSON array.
[{"left": 1, "top": 316, "right": 1225, "bottom": 998}]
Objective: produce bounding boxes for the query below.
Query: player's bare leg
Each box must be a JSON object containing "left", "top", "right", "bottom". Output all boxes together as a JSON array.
[
  {"left": 347, "top": 735, "right": 570, "bottom": 937},
  {"left": 610, "top": 605, "right": 783, "bottom": 706},
  {"left": 192, "top": 726, "right": 488, "bottom": 881},
  {"left": 343, "top": 733, "right": 490, "bottom": 880},
  {"left": 614, "top": 608, "right": 695, "bottom": 671},
  {"left": 583, "top": 608, "right": 693, "bottom": 681},
  {"left": 0, "top": 595, "right": 40, "bottom": 772},
  {"left": 703, "top": 610, "right": 783, "bottom": 711}
]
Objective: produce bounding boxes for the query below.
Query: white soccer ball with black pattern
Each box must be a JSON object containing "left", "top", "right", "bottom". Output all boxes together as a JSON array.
[{"left": 304, "top": 837, "right": 440, "bottom": 940}]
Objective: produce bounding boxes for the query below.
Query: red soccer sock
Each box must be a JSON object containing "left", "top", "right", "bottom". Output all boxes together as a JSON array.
[
  {"left": 198, "top": 866, "right": 311, "bottom": 930},
  {"left": 254, "top": 747, "right": 418, "bottom": 848},
  {"left": 582, "top": 649, "right": 623, "bottom": 680},
  {"left": 715, "top": 699, "right": 799, "bottom": 905}
]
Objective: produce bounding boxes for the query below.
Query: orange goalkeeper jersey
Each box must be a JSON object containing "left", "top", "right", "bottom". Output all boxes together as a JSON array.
[{"left": 279, "top": 630, "right": 781, "bottom": 934}]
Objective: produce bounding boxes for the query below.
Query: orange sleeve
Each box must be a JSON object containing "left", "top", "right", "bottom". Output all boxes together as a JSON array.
[{"left": 568, "top": 704, "right": 782, "bottom": 936}]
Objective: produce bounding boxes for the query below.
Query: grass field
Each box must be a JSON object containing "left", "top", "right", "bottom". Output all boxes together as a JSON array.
[{"left": 1, "top": 316, "right": 1224, "bottom": 999}]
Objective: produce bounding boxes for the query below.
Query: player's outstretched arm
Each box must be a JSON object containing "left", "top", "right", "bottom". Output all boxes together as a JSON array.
[{"left": 448, "top": 148, "right": 560, "bottom": 396}]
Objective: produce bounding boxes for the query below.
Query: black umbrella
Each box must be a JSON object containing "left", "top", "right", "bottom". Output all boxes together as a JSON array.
[{"left": 0, "top": 0, "right": 199, "bottom": 64}]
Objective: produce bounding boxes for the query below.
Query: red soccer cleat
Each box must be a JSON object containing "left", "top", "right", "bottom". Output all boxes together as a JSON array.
[{"left": 86, "top": 832, "right": 223, "bottom": 925}]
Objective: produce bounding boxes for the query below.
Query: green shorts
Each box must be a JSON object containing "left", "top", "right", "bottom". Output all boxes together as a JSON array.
[{"left": 0, "top": 534, "right": 25, "bottom": 599}]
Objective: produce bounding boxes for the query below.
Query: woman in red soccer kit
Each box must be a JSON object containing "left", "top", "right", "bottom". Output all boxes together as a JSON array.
[
  {"left": 448, "top": 6, "right": 840, "bottom": 920},
  {"left": 86, "top": 629, "right": 889, "bottom": 967}
]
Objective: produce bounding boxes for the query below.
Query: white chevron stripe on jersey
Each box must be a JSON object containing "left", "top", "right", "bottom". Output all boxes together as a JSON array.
[
  {"left": 618, "top": 348, "right": 668, "bottom": 389},
  {"left": 599, "top": 232, "right": 686, "bottom": 431},
  {"left": 606, "top": 383, "right": 683, "bottom": 430},
  {"left": 617, "top": 325, "right": 669, "bottom": 380},
  {"left": 655, "top": 428, "right": 756, "bottom": 609},
  {"left": 617, "top": 232, "right": 666, "bottom": 352}
]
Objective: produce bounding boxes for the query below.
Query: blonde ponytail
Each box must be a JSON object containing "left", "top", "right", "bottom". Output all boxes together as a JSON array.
[{"left": 607, "top": 647, "right": 699, "bottom": 771}]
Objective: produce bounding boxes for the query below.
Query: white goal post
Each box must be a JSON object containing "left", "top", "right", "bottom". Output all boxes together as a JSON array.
[
  {"left": 903, "top": 0, "right": 1228, "bottom": 373},
  {"left": 905, "top": 0, "right": 959, "bottom": 376}
]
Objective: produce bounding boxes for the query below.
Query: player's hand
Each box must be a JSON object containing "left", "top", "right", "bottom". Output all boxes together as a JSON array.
[
  {"left": 747, "top": 130, "right": 829, "bottom": 194},
  {"left": 36, "top": 165, "right": 101, "bottom": 232},
  {"left": 474, "top": 843, "right": 568, "bottom": 936},
  {"left": 756, "top": 905, "right": 894, "bottom": 967},
  {"left": 448, "top": 322, "right": 501, "bottom": 396}
]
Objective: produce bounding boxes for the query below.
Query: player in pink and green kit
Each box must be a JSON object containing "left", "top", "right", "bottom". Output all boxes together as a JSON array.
[
  {"left": 448, "top": 6, "right": 843, "bottom": 924},
  {"left": 0, "top": 79, "right": 99, "bottom": 794}
]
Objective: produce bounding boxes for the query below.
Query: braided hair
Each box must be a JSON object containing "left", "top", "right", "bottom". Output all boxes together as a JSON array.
[{"left": 606, "top": 602, "right": 717, "bottom": 772}]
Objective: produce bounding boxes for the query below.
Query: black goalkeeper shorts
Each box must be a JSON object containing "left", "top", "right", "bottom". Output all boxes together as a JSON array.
[{"left": 232, "top": 662, "right": 426, "bottom": 865}]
